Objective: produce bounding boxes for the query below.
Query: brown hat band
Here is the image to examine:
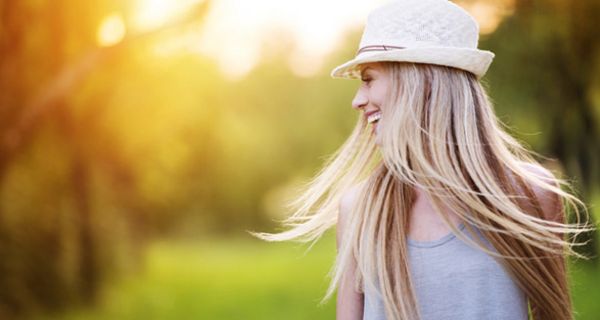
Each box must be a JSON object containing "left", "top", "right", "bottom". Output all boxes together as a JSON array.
[{"left": 357, "top": 45, "right": 406, "bottom": 55}]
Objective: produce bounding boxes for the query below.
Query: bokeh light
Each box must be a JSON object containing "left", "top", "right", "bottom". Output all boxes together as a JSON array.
[
  {"left": 132, "top": 0, "right": 204, "bottom": 31},
  {"left": 97, "top": 13, "right": 126, "bottom": 47}
]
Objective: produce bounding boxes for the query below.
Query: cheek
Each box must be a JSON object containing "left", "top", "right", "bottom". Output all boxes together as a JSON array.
[{"left": 373, "top": 84, "right": 388, "bottom": 106}]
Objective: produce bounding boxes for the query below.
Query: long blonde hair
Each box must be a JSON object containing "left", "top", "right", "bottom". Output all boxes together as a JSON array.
[{"left": 250, "top": 62, "right": 593, "bottom": 320}]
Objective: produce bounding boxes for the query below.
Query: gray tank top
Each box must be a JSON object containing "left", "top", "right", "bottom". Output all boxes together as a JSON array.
[{"left": 362, "top": 223, "right": 528, "bottom": 320}]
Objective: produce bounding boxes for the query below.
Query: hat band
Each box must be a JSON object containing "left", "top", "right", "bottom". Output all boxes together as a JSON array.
[{"left": 357, "top": 45, "right": 406, "bottom": 55}]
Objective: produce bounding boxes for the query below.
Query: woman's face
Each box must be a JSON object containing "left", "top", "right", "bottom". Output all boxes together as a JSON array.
[{"left": 352, "top": 62, "right": 389, "bottom": 146}]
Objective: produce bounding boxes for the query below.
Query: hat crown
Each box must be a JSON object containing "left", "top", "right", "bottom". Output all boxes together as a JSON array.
[{"left": 359, "top": 0, "right": 480, "bottom": 50}]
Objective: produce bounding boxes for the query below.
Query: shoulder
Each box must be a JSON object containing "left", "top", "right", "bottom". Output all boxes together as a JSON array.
[
  {"left": 339, "top": 181, "right": 366, "bottom": 219},
  {"left": 516, "top": 162, "right": 563, "bottom": 224},
  {"left": 337, "top": 181, "right": 367, "bottom": 248}
]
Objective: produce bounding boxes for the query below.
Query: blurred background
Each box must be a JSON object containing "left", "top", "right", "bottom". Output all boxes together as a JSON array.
[{"left": 0, "top": 0, "right": 598, "bottom": 319}]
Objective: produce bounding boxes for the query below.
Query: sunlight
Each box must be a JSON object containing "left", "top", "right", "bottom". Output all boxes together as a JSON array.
[
  {"left": 133, "top": 0, "right": 203, "bottom": 31},
  {"left": 456, "top": 0, "right": 516, "bottom": 35},
  {"left": 140, "top": 0, "right": 515, "bottom": 79},
  {"left": 471, "top": 2, "right": 506, "bottom": 34},
  {"left": 196, "top": 0, "right": 387, "bottom": 79},
  {"left": 97, "top": 13, "right": 126, "bottom": 47}
]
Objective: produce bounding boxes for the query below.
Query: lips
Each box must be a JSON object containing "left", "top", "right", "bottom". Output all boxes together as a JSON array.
[
  {"left": 365, "top": 110, "right": 382, "bottom": 124},
  {"left": 368, "top": 113, "right": 381, "bottom": 124}
]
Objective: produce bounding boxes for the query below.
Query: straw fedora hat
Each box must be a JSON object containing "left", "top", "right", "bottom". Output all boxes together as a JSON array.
[{"left": 331, "top": 0, "right": 495, "bottom": 80}]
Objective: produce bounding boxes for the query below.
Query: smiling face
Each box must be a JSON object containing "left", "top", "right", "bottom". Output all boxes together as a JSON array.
[{"left": 351, "top": 62, "right": 390, "bottom": 146}]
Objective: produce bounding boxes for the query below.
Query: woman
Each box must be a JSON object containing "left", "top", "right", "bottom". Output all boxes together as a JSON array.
[{"left": 251, "top": 0, "right": 592, "bottom": 319}]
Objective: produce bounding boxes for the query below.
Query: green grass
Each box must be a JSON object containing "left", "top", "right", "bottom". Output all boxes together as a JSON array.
[
  {"left": 33, "top": 233, "right": 338, "bottom": 320},
  {"left": 31, "top": 231, "right": 600, "bottom": 320}
]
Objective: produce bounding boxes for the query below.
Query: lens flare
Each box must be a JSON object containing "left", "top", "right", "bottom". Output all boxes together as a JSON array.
[{"left": 97, "top": 13, "right": 126, "bottom": 47}]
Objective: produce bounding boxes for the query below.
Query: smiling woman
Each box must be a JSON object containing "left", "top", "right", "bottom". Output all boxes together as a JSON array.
[
  {"left": 351, "top": 63, "right": 389, "bottom": 142},
  {"left": 250, "top": 1, "right": 593, "bottom": 320}
]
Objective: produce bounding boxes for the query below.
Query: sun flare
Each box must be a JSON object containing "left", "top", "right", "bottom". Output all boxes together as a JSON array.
[
  {"left": 97, "top": 13, "right": 126, "bottom": 47},
  {"left": 133, "top": 0, "right": 203, "bottom": 31}
]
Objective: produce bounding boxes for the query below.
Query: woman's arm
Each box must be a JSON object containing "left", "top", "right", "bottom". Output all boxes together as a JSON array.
[
  {"left": 336, "top": 186, "right": 365, "bottom": 320},
  {"left": 521, "top": 163, "right": 570, "bottom": 319}
]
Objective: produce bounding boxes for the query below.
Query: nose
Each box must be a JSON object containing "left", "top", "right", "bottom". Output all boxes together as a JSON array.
[{"left": 351, "top": 87, "right": 368, "bottom": 110}]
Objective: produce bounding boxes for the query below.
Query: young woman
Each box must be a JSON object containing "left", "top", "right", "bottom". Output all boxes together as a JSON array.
[{"left": 252, "top": 1, "right": 592, "bottom": 319}]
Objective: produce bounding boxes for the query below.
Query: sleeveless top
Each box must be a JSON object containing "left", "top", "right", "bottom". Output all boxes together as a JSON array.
[{"left": 362, "top": 223, "right": 529, "bottom": 320}]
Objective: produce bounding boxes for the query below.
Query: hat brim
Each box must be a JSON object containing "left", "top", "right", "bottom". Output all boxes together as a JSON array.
[{"left": 330, "top": 46, "right": 494, "bottom": 80}]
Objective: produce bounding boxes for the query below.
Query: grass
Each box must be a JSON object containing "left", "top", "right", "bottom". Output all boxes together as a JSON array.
[
  {"left": 33, "top": 232, "right": 338, "bottom": 320},
  {"left": 31, "top": 231, "right": 600, "bottom": 320}
]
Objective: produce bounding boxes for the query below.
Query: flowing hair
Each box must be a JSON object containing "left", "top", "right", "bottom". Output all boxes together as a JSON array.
[{"left": 250, "top": 62, "right": 593, "bottom": 320}]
